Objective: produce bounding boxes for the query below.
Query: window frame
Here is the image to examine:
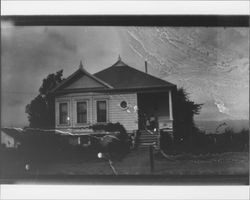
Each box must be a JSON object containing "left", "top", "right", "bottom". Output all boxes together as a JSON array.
[
  {"left": 76, "top": 100, "right": 88, "bottom": 125},
  {"left": 58, "top": 101, "right": 70, "bottom": 126},
  {"left": 95, "top": 99, "right": 108, "bottom": 123},
  {"left": 120, "top": 100, "right": 128, "bottom": 110}
]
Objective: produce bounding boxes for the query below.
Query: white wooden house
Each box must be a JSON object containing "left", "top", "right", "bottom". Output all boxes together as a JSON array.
[
  {"left": 1, "top": 129, "right": 21, "bottom": 148},
  {"left": 50, "top": 57, "right": 176, "bottom": 145}
]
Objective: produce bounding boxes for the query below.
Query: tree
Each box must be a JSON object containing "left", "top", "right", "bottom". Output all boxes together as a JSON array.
[
  {"left": 25, "top": 70, "right": 64, "bottom": 128},
  {"left": 172, "top": 88, "right": 203, "bottom": 150}
]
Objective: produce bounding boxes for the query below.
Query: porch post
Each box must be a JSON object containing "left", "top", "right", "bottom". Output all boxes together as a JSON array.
[{"left": 168, "top": 90, "right": 173, "bottom": 120}]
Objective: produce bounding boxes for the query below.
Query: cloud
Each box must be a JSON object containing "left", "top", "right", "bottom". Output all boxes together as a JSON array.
[
  {"left": 127, "top": 27, "right": 249, "bottom": 121},
  {"left": 46, "top": 30, "right": 78, "bottom": 52},
  {"left": 1, "top": 26, "right": 249, "bottom": 127},
  {"left": 6, "top": 97, "right": 25, "bottom": 107},
  {"left": 1, "top": 26, "right": 82, "bottom": 127},
  {"left": 1, "top": 26, "right": 123, "bottom": 127}
]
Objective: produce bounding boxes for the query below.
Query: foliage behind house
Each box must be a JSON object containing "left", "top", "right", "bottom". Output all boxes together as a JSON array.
[
  {"left": 172, "top": 88, "right": 203, "bottom": 148},
  {"left": 25, "top": 70, "right": 64, "bottom": 128}
]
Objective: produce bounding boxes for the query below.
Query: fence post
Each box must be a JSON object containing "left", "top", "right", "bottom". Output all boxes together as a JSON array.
[{"left": 149, "top": 145, "right": 154, "bottom": 173}]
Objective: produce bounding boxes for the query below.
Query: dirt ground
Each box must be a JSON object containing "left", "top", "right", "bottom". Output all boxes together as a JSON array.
[{"left": 1, "top": 148, "right": 248, "bottom": 177}]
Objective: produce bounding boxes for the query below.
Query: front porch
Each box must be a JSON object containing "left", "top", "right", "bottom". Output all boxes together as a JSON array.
[
  {"left": 136, "top": 90, "right": 174, "bottom": 149},
  {"left": 137, "top": 90, "right": 173, "bottom": 131}
]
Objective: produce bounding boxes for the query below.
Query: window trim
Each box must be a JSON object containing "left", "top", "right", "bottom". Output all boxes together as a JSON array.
[
  {"left": 120, "top": 100, "right": 128, "bottom": 110},
  {"left": 76, "top": 100, "right": 89, "bottom": 125},
  {"left": 58, "top": 101, "right": 70, "bottom": 126},
  {"left": 95, "top": 99, "right": 108, "bottom": 123}
]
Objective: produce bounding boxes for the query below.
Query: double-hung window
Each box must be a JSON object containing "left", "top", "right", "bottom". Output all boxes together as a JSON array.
[
  {"left": 96, "top": 100, "right": 107, "bottom": 123},
  {"left": 77, "top": 101, "right": 87, "bottom": 124},
  {"left": 59, "top": 102, "right": 68, "bottom": 125}
]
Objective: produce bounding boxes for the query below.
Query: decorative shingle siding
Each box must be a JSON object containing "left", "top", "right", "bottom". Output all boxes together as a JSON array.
[{"left": 64, "top": 75, "right": 104, "bottom": 89}]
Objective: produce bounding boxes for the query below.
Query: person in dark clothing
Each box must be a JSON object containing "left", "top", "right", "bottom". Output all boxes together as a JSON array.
[{"left": 149, "top": 114, "right": 157, "bottom": 130}]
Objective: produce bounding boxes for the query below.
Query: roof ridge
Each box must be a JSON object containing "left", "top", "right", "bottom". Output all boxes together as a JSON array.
[
  {"left": 110, "top": 60, "right": 128, "bottom": 67},
  {"left": 95, "top": 61, "right": 175, "bottom": 86}
]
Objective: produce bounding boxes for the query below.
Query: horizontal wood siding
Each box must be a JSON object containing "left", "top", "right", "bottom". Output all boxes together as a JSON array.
[
  {"left": 55, "top": 92, "right": 138, "bottom": 132},
  {"left": 109, "top": 93, "right": 138, "bottom": 132}
]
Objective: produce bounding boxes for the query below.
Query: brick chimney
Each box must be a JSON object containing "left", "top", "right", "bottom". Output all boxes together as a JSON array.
[{"left": 145, "top": 60, "right": 148, "bottom": 74}]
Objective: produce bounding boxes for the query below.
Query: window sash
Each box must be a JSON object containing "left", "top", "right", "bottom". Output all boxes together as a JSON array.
[
  {"left": 59, "top": 103, "right": 68, "bottom": 124},
  {"left": 96, "top": 100, "right": 107, "bottom": 123},
  {"left": 77, "top": 101, "right": 87, "bottom": 124}
]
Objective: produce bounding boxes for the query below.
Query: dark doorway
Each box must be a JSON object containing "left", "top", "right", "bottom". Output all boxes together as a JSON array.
[{"left": 137, "top": 92, "right": 169, "bottom": 130}]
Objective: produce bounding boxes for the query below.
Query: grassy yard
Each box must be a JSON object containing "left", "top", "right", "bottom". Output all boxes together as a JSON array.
[{"left": 1, "top": 148, "right": 248, "bottom": 177}]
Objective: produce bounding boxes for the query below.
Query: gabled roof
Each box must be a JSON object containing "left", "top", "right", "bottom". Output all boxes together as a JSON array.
[
  {"left": 94, "top": 58, "right": 175, "bottom": 89},
  {"left": 50, "top": 63, "right": 113, "bottom": 93},
  {"left": 51, "top": 58, "right": 176, "bottom": 95}
]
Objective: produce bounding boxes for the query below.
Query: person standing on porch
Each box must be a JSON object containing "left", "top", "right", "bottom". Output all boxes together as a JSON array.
[{"left": 149, "top": 114, "right": 157, "bottom": 131}]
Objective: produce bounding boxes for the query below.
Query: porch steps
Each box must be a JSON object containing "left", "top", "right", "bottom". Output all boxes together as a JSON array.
[{"left": 137, "top": 130, "right": 159, "bottom": 148}]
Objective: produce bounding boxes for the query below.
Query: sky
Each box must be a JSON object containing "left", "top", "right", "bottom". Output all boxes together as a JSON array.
[{"left": 1, "top": 22, "right": 249, "bottom": 127}]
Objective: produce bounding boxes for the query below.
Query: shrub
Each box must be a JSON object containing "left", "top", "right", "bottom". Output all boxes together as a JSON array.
[
  {"left": 91, "top": 122, "right": 130, "bottom": 159},
  {"left": 163, "top": 127, "right": 249, "bottom": 155}
]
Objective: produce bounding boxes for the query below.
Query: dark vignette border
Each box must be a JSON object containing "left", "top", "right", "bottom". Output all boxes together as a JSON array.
[
  {"left": 1, "top": 15, "right": 250, "bottom": 26},
  {"left": 1, "top": 174, "right": 249, "bottom": 185},
  {"left": 0, "top": 15, "right": 249, "bottom": 185}
]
